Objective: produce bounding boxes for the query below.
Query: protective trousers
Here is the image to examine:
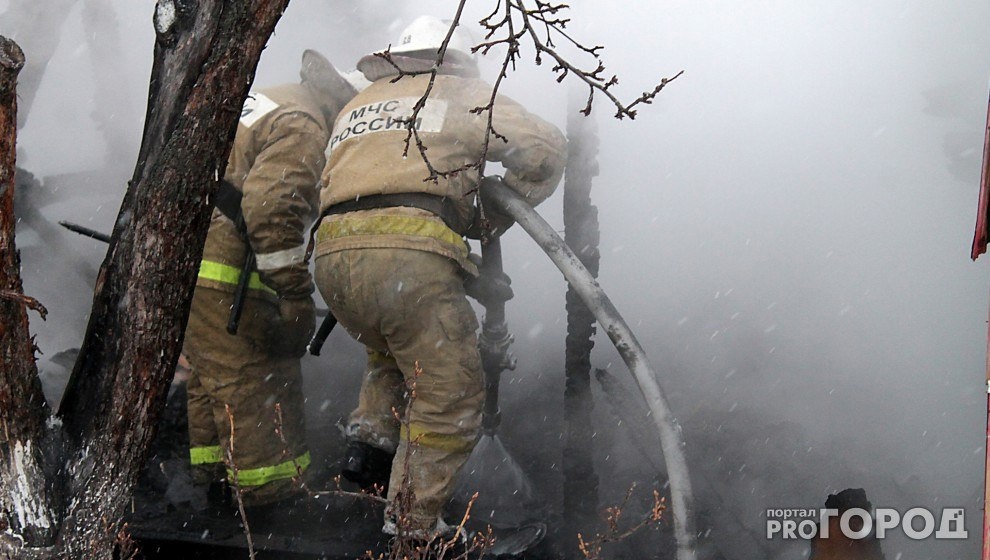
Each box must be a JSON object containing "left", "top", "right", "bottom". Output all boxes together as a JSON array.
[
  {"left": 184, "top": 286, "right": 310, "bottom": 506},
  {"left": 314, "top": 248, "right": 484, "bottom": 532}
]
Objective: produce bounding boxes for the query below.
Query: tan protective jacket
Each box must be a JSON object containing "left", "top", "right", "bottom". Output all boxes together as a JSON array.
[
  {"left": 197, "top": 83, "right": 337, "bottom": 300},
  {"left": 316, "top": 71, "right": 566, "bottom": 274}
]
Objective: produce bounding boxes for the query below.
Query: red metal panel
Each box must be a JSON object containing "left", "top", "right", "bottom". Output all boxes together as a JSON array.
[
  {"left": 979, "top": 92, "right": 990, "bottom": 560},
  {"left": 985, "top": 388, "right": 990, "bottom": 560},
  {"left": 971, "top": 91, "right": 990, "bottom": 260}
]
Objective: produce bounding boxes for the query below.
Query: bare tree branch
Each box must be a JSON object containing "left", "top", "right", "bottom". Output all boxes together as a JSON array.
[
  {"left": 577, "top": 484, "right": 666, "bottom": 560},
  {"left": 510, "top": 0, "right": 683, "bottom": 118},
  {"left": 371, "top": 0, "right": 681, "bottom": 234},
  {"left": 0, "top": 289, "right": 47, "bottom": 319},
  {"left": 224, "top": 404, "right": 257, "bottom": 560}
]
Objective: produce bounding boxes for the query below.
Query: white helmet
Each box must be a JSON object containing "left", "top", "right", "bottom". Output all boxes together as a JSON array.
[
  {"left": 390, "top": 15, "right": 475, "bottom": 65},
  {"left": 341, "top": 69, "right": 372, "bottom": 92}
]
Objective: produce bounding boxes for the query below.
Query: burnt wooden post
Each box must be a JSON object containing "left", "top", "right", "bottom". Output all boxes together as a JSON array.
[
  {"left": 562, "top": 87, "right": 602, "bottom": 547},
  {"left": 0, "top": 1, "right": 290, "bottom": 557}
]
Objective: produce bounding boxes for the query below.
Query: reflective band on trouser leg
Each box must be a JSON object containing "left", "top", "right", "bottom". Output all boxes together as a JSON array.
[
  {"left": 227, "top": 451, "right": 312, "bottom": 487},
  {"left": 402, "top": 423, "right": 475, "bottom": 454},
  {"left": 198, "top": 260, "right": 276, "bottom": 294},
  {"left": 190, "top": 445, "right": 223, "bottom": 465}
]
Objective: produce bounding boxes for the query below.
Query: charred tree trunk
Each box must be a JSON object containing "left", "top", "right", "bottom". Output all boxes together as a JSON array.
[
  {"left": 0, "top": 1, "right": 289, "bottom": 557},
  {"left": 0, "top": 36, "right": 59, "bottom": 553},
  {"left": 562, "top": 88, "right": 601, "bottom": 547}
]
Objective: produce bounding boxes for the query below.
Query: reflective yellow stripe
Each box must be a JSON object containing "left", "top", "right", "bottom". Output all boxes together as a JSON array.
[
  {"left": 402, "top": 423, "right": 476, "bottom": 454},
  {"left": 190, "top": 445, "right": 223, "bottom": 465},
  {"left": 227, "top": 451, "right": 311, "bottom": 487},
  {"left": 198, "top": 260, "right": 276, "bottom": 294},
  {"left": 318, "top": 215, "right": 467, "bottom": 250}
]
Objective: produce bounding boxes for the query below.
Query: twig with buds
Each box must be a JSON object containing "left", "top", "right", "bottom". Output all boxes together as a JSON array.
[
  {"left": 224, "top": 404, "right": 256, "bottom": 560},
  {"left": 577, "top": 483, "right": 667, "bottom": 560}
]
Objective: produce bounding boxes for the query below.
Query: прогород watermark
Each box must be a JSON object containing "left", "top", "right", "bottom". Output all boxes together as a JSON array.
[{"left": 765, "top": 507, "right": 967, "bottom": 540}]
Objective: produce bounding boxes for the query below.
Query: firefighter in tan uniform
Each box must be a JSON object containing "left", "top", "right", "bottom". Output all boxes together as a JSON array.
[
  {"left": 184, "top": 51, "right": 357, "bottom": 508},
  {"left": 313, "top": 16, "right": 566, "bottom": 535}
]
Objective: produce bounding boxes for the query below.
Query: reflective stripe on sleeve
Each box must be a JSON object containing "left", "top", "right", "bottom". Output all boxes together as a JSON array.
[
  {"left": 198, "top": 260, "right": 276, "bottom": 295},
  {"left": 402, "top": 423, "right": 476, "bottom": 454},
  {"left": 254, "top": 244, "right": 308, "bottom": 271},
  {"left": 190, "top": 445, "right": 223, "bottom": 465},
  {"left": 226, "top": 451, "right": 311, "bottom": 487},
  {"left": 240, "top": 92, "right": 280, "bottom": 128}
]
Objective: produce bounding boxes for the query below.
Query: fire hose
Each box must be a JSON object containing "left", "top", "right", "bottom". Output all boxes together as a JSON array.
[{"left": 482, "top": 179, "right": 698, "bottom": 560}]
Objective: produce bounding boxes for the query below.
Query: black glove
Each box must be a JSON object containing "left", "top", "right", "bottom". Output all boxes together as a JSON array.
[
  {"left": 273, "top": 296, "right": 316, "bottom": 357},
  {"left": 464, "top": 269, "right": 514, "bottom": 304}
]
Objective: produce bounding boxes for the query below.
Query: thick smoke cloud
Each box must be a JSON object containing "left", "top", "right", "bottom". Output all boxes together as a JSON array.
[{"left": 4, "top": 1, "right": 989, "bottom": 558}]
